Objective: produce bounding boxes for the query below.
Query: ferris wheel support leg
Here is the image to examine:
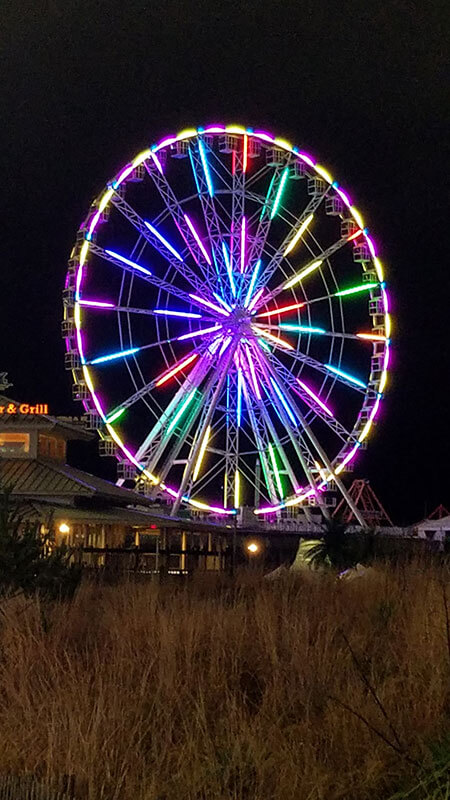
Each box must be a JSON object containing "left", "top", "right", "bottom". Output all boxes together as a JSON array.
[{"left": 170, "top": 343, "right": 238, "bottom": 516}]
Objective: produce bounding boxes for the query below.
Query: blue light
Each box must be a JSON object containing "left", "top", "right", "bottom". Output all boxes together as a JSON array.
[
  {"left": 90, "top": 347, "right": 140, "bottom": 365},
  {"left": 221, "top": 241, "right": 236, "bottom": 297},
  {"left": 198, "top": 140, "right": 214, "bottom": 197},
  {"left": 269, "top": 377, "right": 297, "bottom": 426},
  {"left": 244, "top": 260, "right": 262, "bottom": 308},
  {"left": 325, "top": 364, "right": 366, "bottom": 388},
  {"left": 105, "top": 250, "right": 152, "bottom": 276},
  {"left": 144, "top": 221, "right": 183, "bottom": 262}
]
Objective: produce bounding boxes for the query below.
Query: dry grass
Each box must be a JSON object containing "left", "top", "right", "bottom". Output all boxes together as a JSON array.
[{"left": 0, "top": 561, "right": 448, "bottom": 799}]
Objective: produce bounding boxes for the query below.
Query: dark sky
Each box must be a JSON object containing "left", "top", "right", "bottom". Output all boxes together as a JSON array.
[{"left": 1, "top": 1, "right": 449, "bottom": 523}]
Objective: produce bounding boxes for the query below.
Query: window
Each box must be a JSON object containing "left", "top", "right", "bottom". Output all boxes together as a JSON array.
[{"left": 0, "top": 433, "right": 30, "bottom": 456}]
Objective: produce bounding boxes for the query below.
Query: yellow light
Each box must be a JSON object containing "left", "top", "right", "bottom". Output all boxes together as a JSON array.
[
  {"left": 385, "top": 313, "right": 391, "bottom": 339},
  {"left": 189, "top": 498, "right": 211, "bottom": 511},
  {"left": 192, "top": 425, "right": 211, "bottom": 482},
  {"left": 132, "top": 149, "right": 151, "bottom": 167},
  {"left": 284, "top": 260, "right": 323, "bottom": 289},
  {"left": 226, "top": 125, "right": 246, "bottom": 134},
  {"left": 177, "top": 128, "right": 197, "bottom": 140},
  {"left": 315, "top": 164, "right": 333, "bottom": 184},
  {"left": 350, "top": 206, "right": 365, "bottom": 230},
  {"left": 98, "top": 187, "right": 114, "bottom": 213},
  {"left": 58, "top": 523, "right": 70, "bottom": 534},
  {"left": 283, "top": 213, "right": 314, "bottom": 257},
  {"left": 274, "top": 137, "right": 294, "bottom": 151},
  {"left": 74, "top": 304, "right": 81, "bottom": 328},
  {"left": 378, "top": 370, "right": 388, "bottom": 394},
  {"left": 82, "top": 365, "right": 95, "bottom": 395},
  {"left": 374, "top": 257, "right": 385, "bottom": 282},
  {"left": 234, "top": 470, "right": 240, "bottom": 508},
  {"left": 247, "top": 541, "right": 259, "bottom": 554},
  {"left": 254, "top": 328, "right": 295, "bottom": 351},
  {"left": 358, "top": 420, "right": 372, "bottom": 442},
  {"left": 357, "top": 333, "right": 387, "bottom": 342},
  {"left": 79, "top": 240, "right": 89, "bottom": 267}
]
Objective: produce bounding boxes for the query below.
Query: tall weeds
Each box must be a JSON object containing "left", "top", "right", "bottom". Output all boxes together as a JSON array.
[{"left": 0, "top": 561, "right": 448, "bottom": 799}]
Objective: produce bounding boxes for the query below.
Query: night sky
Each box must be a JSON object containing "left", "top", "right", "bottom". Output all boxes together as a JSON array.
[{"left": 1, "top": 1, "right": 449, "bottom": 523}]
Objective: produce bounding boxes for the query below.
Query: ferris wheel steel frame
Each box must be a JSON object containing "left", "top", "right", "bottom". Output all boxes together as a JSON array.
[{"left": 63, "top": 123, "right": 391, "bottom": 525}]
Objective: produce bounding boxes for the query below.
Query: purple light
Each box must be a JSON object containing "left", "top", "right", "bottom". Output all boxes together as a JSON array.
[
  {"left": 154, "top": 136, "right": 177, "bottom": 151},
  {"left": 244, "top": 345, "right": 261, "bottom": 400},
  {"left": 336, "top": 186, "right": 352, "bottom": 208},
  {"left": 189, "top": 293, "right": 230, "bottom": 317},
  {"left": 365, "top": 234, "right": 376, "bottom": 258},
  {"left": 297, "top": 152, "right": 316, "bottom": 168},
  {"left": 113, "top": 165, "right": 134, "bottom": 188},
  {"left": 204, "top": 125, "right": 225, "bottom": 133},
  {"left": 253, "top": 131, "right": 275, "bottom": 142},
  {"left": 154, "top": 309, "right": 202, "bottom": 319},
  {"left": 78, "top": 299, "right": 115, "bottom": 308},
  {"left": 177, "top": 324, "right": 222, "bottom": 341},
  {"left": 248, "top": 287, "right": 264, "bottom": 312},
  {"left": 294, "top": 380, "right": 333, "bottom": 417},
  {"left": 150, "top": 150, "right": 164, "bottom": 174},
  {"left": 183, "top": 214, "right": 212, "bottom": 266},
  {"left": 240, "top": 216, "right": 246, "bottom": 273}
]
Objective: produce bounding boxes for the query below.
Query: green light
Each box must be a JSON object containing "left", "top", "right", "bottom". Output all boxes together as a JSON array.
[
  {"left": 270, "top": 168, "right": 290, "bottom": 220},
  {"left": 268, "top": 443, "right": 283, "bottom": 498},
  {"left": 258, "top": 339, "right": 272, "bottom": 353},
  {"left": 335, "top": 282, "right": 378, "bottom": 297},
  {"left": 260, "top": 172, "right": 277, "bottom": 220},
  {"left": 279, "top": 325, "right": 325, "bottom": 334},
  {"left": 166, "top": 391, "right": 196, "bottom": 437},
  {"left": 106, "top": 407, "right": 126, "bottom": 424}
]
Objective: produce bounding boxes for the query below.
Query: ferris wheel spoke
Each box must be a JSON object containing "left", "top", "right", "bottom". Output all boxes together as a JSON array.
[
  {"left": 188, "top": 140, "right": 229, "bottom": 297},
  {"left": 259, "top": 343, "right": 366, "bottom": 396},
  {"left": 109, "top": 191, "right": 207, "bottom": 292},
  {"left": 170, "top": 340, "right": 238, "bottom": 515},
  {"left": 144, "top": 159, "right": 215, "bottom": 283},
  {"left": 255, "top": 322, "right": 372, "bottom": 343},
  {"left": 240, "top": 376, "right": 279, "bottom": 504},
  {"left": 253, "top": 231, "right": 365, "bottom": 311},
  {"left": 90, "top": 243, "right": 227, "bottom": 318}
]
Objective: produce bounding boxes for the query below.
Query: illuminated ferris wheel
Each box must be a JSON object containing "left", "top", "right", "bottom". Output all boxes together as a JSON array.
[{"left": 62, "top": 124, "right": 391, "bottom": 523}]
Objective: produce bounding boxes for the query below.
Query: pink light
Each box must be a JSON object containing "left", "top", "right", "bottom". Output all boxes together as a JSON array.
[
  {"left": 365, "top": 234, "right": 377, "bottom": 257},
  {"left": 382, "top": 287, "right": 389, "bottom": 313},
  {"left": 114, "top": 165, "right": 134, "bottom": 186},
  {"left": 78, "top": 299, "right": 115, "bottom": 308},
  {"left": 189, "top": 293, "right": 230, "bottom": 317},
  {"left": 336, "top": 186, "right": 352, "bottom": 208},
  {"left": 150, "top": 151, "right": 163, "bottom": 174},
  {"left": 164, "top": 486, "right": 179, "bottom": 499},
  {"left": 383, "top": 346, "right": 390, "bottom": 371},
  {"left": 256, "top": 302, "right": 305, "bottom": 319},
  {"left": 253, "top": 131, "right": 275, "bottom": 142},
  {"left": 297, "top": 153, "right": 316, "bottom": 168},
  {"left": 154, "top": 136, "right": 177, "bottom": 151},
  {"left": 244, "top": 345, "right": 261, "bottom": 400},
  {"left": 178, "top": 324, "right": 222, "bottom": 341},
  {"left": 248, "top": 287, "right": 264, "bottom": 312},
  {"left": 88, "top": 210, "right": 101, "bottom": 234},
  {"left": 341, "top": 443, "right": 360, "bottom": 469},
  {"left": 204, "top": 125, "right": 225, "bottom": 133},
  {"left": 294, "top": 379, "right": 333, "bottom": 417},
  {"left": 184, "top": 214, "right": 212, "bottom": 266},
  {"left": 240, "top": 216, "right": 246, "bottom": 272},
  {"left": 243, "top": 135, "right": 248, "bottom": 173}
]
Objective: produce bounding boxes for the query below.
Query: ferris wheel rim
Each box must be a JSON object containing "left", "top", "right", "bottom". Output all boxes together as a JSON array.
[{"left": 64, "top": 123, "right": 391, "bottom": 518}]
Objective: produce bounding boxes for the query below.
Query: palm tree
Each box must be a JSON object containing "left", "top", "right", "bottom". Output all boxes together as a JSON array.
[{"left": 306, "top": 516, "right": 361, "bottom": 571}]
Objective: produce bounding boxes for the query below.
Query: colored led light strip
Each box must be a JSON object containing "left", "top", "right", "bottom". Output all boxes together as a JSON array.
[
  {"left": 247, "top": 287, "right": 264, "bottom": 312},
  {"left": 149, "top": 150, "right": 164, "bottom": 174},
  {"left": 335, "top": 282, "right": 378, "bottom": 297},
  {"left": 237, "top": 367, "right": 243, "bottom": 427},
  {"left": 270, "top": 168, "right": 290, "bottom": 219},
  {"left": 106, "top": 407, "right": 126, "bottom": 424},
  {"left": 90, "top": 347, "right": 140, "bottom": 365},
  {"left": 240, "top": 216, "right": 246, "bottom": 273},
  {"left": 192, "top": 425, "right": 211, "bottom": 482},
  {"left": 244, "top": 259, "right": 262, "bottom": 308},
  {"left": 105, "top": 250, "right": 152, "bottom": 276},
  {"left": 166, "top": 391, "right": 197, "bottom": 436},
  {"left": 242, "top": 134, "right": 248, "bottom": 173},
  {"left": 234, "top": 470, "right": 240, "bottom": 508},
  {"left": 256, "top": 302, "right": 305, "bottom": 319},
  {"left": 155, "top": 353, "right": 199, "bottom": 387},
  {"left": 198, "top": 139, "right": 214, "bottom": 197},
  {"left": 284, "top": 260, "right": 323, "bottom": 289},
  {"left": 295, "top": 379, "right": 333, "bottom": 417},
  {"left": 213, "top": 293, "right": 233, "bottom": 312},
  {"left": 189, "top": 293, "right": 230, "bottom": 317},
  {"left": 279, "top": 324, "right": 325, "bottom": 334},
  {"left": 269, "top": 377, "right": 297, "bottom": 426},
  {"left": 254, "top": 328, "right": 295, "bottom": 351},
  {"left": 78, "top": 299, "right": 115, "bottom": 308},
  {"left": 268, "top": 443, "right": 284, "bottom": 498},
  {"left": 177, "top": 324, "right": 222, "bottom": 341},
  {"left": 347, "top": 229, "right": 364, "bottom": 242},
  {"left": 144, "top": 221, "right": 183, "bottom": 262},
  {"left": 325, "top": 364, "right": 366, "bottom": 388},
  {"left": 221, "top": 241, "right": 236, "bottom": 296},
  {"left": 183, "top": 214, "right": 212, "bottom": 265},
  {"left": 244, "top": 346, "right": 261, "bottom": 400},
  {"left": 283, "top": 213, "right": 314, "bottom": 257},
  {"left": 357, "top": 332, "right": 388, "bottom": 342},
  {"left": 153, "top": 309, "right": 202, "bottom": 319}
]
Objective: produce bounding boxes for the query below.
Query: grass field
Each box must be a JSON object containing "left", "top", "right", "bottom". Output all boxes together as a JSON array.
[{"left": 0, "top": 561, "right": 449, "bottom": 799}]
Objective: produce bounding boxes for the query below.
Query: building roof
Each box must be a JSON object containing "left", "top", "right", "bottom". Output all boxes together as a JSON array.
[
  {"left": 0, "top": 457, "right": 154, "bottom": 507},
  {"left": 0, "top": 395, "right": 93, "bottom": 441}
]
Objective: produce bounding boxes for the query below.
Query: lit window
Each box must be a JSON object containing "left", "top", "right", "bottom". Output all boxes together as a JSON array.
[{"left": 0, "top": 433, "right": 30, "bottom": 455}]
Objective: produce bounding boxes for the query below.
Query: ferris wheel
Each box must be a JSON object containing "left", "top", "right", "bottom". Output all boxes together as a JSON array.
[{"left": 62, "top": 124, "right": 391, "bottom": 524}]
